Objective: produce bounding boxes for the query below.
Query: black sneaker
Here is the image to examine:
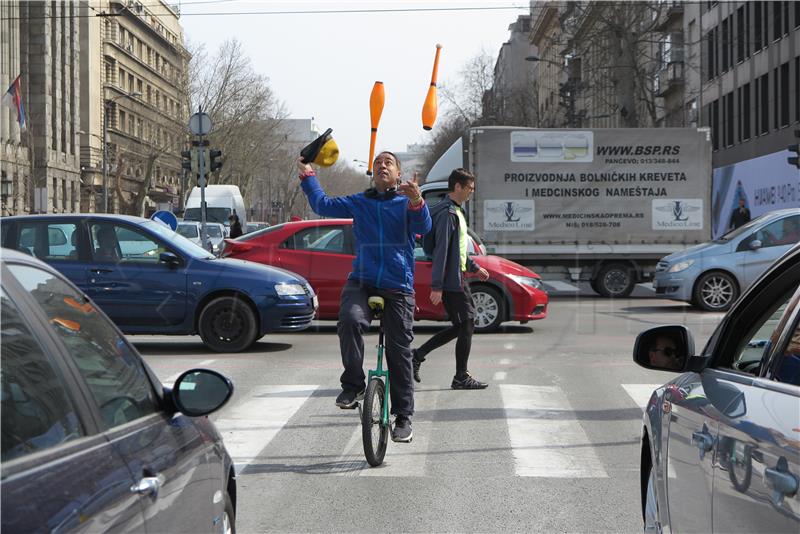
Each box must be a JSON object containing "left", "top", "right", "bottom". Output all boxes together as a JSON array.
[
  {"left": 391, "top": 415, "right": 413, "bottom": 443},
  {"left": 335, "top": 388, "right": 365, "bottom": 409},
  {"left": 412, "top": 349, "right": 424, "bottom": 383},
  {"left": 451, "top": 374, "right": 488, "bottom": 390}
]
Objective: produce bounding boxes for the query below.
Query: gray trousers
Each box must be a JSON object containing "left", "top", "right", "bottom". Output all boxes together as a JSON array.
[{"left": 338, "top": 279, "right": 416, "bottom": 416}]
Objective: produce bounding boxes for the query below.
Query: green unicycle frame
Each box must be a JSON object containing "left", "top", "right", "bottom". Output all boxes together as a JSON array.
[
  {"left": 367, "top": 324, "right": 390, "bottom": 427},
  {"left": 362, "top": 296, "right": 390, "bottom": 467}
]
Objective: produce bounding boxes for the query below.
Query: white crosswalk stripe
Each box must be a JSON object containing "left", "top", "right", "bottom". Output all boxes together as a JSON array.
[
  {"left": 500, "top": 384, "right": 608, "bottom": 478},
  {"left": 214, "top": 385, "right": 318, "bottom": 474},
  {"left": 621, "top": 384, "right": 661, "bottom": 410}
]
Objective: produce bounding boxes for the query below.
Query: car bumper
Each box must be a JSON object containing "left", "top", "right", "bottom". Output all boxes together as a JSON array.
[
  {"left": 653, "top": 268, "right": 699, "bottom": 301},
  {"left": 510, "top": 286, "right": 549, "bottom": 322},
  {"left": 255, "top": 294, "right": 318, "bottom": 333}
]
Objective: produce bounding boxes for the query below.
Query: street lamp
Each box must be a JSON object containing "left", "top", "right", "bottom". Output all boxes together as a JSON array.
[{"left": 103, "top": 90, "right": 141, "bottom": 212}]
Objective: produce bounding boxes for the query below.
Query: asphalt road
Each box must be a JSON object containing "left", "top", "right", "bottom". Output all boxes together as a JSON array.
[{"left": 132, "top": 295, "right": 726, "bottom": 533}]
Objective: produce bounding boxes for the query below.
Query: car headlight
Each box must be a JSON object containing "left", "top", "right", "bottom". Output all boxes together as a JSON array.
[
  {"left": 668, "top": 260, "right": 695, "bottom": 273},
  {"left": 274, "top": 282, "right": 306, "bottom": 297},
  {"left": 507, "top": 274, "right": 543, "bottom": 290}
]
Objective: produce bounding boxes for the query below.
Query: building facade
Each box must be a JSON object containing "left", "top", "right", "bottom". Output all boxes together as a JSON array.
[
  {"left": 1, "top": 1, "right": 82, "bottom": 216},
  {"left": 79, "top": 0, "right": 188, "bottom": 215}
]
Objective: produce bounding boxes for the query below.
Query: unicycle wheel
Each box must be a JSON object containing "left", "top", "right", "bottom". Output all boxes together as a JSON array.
[{"left": 362, "top": 377, "right": 388, "bottom": 466}]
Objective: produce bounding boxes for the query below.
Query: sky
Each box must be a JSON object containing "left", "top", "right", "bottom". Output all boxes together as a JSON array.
[{"left": 177, "top": 0, "right": 529, "bottom": 165}]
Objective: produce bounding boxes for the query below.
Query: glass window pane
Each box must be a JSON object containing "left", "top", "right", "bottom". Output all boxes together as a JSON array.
[
  {"left": 7, "top": 265, "right": 159, "bottom": 428},
  {"left": 1, "top": 288, "right": 84, "bottom": 461},
  {"left": 774, "top": 320, "right": 800, "bottom": 386},
  {"left": 729, "top": 289, "right": 795, "bottom": 375},
  {"left": 90, "top": 223, "right": 162, "bottom": 263},
  {"left": 756, "top": 215, "right": 800, "bottom": 247}
]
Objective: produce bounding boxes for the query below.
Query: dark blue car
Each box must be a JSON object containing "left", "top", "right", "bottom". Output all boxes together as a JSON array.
[
  {"left": 1, "top": 248, "right": 237, "bottom": 532},
  {"left": 1, "top": 214, "right": 317, "bottom": 352}
]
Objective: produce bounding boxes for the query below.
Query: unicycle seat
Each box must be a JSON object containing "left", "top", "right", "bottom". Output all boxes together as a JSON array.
[{"left": 367, "top": 296, "right": 385, "bottom": 317}]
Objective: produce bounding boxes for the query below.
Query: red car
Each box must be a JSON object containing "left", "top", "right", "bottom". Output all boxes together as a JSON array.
[{"left": 222, "top": 219, "right": 548, "bottom": 332}]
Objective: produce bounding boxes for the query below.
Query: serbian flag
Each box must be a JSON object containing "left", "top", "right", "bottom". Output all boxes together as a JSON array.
[{"left": 2, "top": 75, "right": 26, "bottom": 131}]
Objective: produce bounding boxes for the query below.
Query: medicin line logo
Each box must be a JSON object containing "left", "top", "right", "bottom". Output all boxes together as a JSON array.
[
  {"left": 652, "top": 199, "right": 703, "bottom": 230},
  {"left": 484, "top": 200, "right": 534, "bottom": 231}
]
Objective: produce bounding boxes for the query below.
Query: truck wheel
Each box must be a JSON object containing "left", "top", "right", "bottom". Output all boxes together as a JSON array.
[
  {"left": 595, "top": 263, "right": 635, "bottom": 298},
  {"left": 198, "top": 296, "right": 258, "bottom": 352},
  {"left": 693, "top": 271, "right": 738, "bottom": 311},
  {"left": 471, "top": 286, "right": 504, "bottom": 333}
]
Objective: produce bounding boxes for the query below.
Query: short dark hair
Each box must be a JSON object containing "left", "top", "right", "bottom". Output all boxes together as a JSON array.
[
  {"left": 448, "top": 168, "right": 475, "bottom": 191},
  {"left": 374, "top": 151, "right": 401, "bottom": 171}
]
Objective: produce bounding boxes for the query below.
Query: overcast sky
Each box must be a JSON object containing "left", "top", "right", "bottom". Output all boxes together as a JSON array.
[{"left": 178, "top": 0, "right": 528, "bottom": 166}]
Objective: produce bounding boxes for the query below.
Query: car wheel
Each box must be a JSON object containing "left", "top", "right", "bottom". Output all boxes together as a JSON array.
[
  {"left": 222, "top": 491, "right": 236, "bottom": 534},
  {"left": 644, "top": 462, "right": 662, "bottom": 533},
  {"left": 198, "top": 296, "right": 258, "bottom": 353},
  {"left": 693, "top": 271, "right": 739, "bottom": 311},
  {"left": 472, "top": 286, "right": 504, "bottom": 333},
  {"left": 595, "top": 263, "right": 635, "bottom": 297}
]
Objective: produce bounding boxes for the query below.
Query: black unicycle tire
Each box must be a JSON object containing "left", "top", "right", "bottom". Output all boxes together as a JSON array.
[{"left": 362, "top": 378, "right": 388, "bottom": 467}]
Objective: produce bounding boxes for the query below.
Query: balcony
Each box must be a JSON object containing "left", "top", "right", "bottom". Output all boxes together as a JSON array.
[
  {"left": 654, "top": 1, "right": 684, "bottom": 31},
  {"left": 654, "top": 61, "right": 685, "bottom": 97}
]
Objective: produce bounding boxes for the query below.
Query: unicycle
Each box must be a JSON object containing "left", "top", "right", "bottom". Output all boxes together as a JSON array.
[{"left": 361, "top": 296, "right": 390, "bottom": 467}]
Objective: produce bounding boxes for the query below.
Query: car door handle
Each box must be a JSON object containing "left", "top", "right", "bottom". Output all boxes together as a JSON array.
[
  {"left": 90, "top": 268, "right": 114, "bottom": 274},
  {"left": 692, "top": 430, "right": 714, "bottom": 452},
  {"left": 130, "top": 476, "right": 162, "bottom": 497},
  {"left": 765, "top": 467, "right": 798, "bottom": 505}
]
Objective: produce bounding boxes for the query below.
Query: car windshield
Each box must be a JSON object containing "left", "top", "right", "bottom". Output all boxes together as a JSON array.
[
  {"left": 141, "top": 220, "right": 214, "bottom": 259},
  {"left": 177, "top": 224, "right": 199, "bottom": 238},
  {"left": 715, "top": 213, "right": 771, "bottom": 242},
  {"left": 184, "top": 207, "right": 231, "bottom": 226},
  {"left": 207, "top": 225, "right": 223, "bottom": 238}
]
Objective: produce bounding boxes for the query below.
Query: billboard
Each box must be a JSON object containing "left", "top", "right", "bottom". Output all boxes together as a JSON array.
[{"left": 711, "top": 149, "right": 800, "bottom": 238}]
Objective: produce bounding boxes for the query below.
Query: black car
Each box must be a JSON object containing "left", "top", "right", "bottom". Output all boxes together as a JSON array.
[{"left": 0, "top": 248, "right": 237, "bottom": 533}]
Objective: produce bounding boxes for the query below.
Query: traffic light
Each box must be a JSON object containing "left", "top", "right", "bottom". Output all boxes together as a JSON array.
[
  {"left": 181, "top": 149, "right": 198, "bottom": 175},
  {"left": 209, "top": 149, "right": 223, "bottom": 173},
  {"left": 788, "top": 129, "right": 800, "bottom": 169}
]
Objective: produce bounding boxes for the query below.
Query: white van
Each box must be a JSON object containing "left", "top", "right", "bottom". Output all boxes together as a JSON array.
[{"left": 183, "top": 185, "right": 246, "bottom": 233}]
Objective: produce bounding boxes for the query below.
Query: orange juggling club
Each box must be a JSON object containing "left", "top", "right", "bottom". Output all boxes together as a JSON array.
[
  {"left": 367, "top": 81, "right": 385, "bottom": 176},
  {"left": 422, "top": 44, "right": 442, "bottom": 131}
]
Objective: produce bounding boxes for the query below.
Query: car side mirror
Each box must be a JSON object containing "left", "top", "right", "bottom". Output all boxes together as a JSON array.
[
  {"left": 633, "top": 325, "right": 695, "bottom": 372},
  {"left": 749, "top": 239, "right": 762, "bottom": 250},
  {"left": 159, "top": 251, "right": 181, "bottom": 267},
  {"left": 171, "top": 369, "right": 234, "bottom": 417}
]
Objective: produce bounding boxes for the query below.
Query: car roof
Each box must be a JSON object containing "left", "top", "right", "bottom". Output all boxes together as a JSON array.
[
  {"left": 1, "top": 246, "right": 64, "bottom": 272},
  {"left": 3, "top": 213, "right": 150, "bottom": 224}
]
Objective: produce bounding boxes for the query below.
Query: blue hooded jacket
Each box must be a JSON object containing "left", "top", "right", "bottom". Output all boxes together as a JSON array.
[{"left": 301, "top": 173, "right": 432, "bottom": 293}]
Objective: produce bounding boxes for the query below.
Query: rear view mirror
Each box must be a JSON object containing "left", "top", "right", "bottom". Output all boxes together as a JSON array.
[
  {"left": 749, "top": 239, "right": 762, "bottom": 250},
  {"left": 159, "top": 251, "right": 181, "bottom": 267},
  {"left": 172, "top": 369, "right": 234, "bottom": 417},
  {"left": 633, "top": 325, "right": 695, "bottom": 372}
]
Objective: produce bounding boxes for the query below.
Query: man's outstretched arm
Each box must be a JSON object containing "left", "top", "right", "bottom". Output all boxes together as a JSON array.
[{"left": 297, "top": 159, "right": 353, "bottom": 219}]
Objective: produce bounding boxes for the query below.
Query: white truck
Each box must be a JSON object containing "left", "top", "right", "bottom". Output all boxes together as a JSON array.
[
  {"left": 183, "top": 184, "right": 246, "bottom": 234},
  {"left": 421, "top": 127, "right": 713, "bottom": 297}
]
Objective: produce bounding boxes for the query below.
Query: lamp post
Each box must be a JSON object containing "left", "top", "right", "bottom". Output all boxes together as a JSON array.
[{"left": 102, "top": 90, "right": 141, "bottom": 212}]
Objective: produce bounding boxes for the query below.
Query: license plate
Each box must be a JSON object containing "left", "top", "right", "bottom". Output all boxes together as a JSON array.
[{"left": 313, "top": 295, "right": 319, "bottom": 309}]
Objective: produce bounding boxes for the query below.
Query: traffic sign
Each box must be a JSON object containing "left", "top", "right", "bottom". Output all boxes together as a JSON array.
[
  {"left": 189, "top": 112, "right": 212, "bottom": 135},
  {"left": 151, "top": 210, "right": 178, "bottom": 231}
]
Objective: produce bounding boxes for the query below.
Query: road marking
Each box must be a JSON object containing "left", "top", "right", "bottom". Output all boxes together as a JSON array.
[
  {"left": 542, "top": 280, "right": 580, "bottom": 292},
  {"left": 493, "top": 371, "right": 507, "bottom": 381},
  {"left": 198, "top": 358, "right": 217, "bottom": 367},
  {"left": 621, "top": 384, "right": 661, "bottom": 410},
  {"left": 499, "top": 358, "right": 511, "bottom": 365},
  {"left": 214, "top": 385, "right": 318, "bottom": 474},
  {"left": 500, "top": 384, "right": 608, "bottom": 478},
  {"left": 503, "top": 343, "right": 515, "bottom": 350},
  {"left": 636, "top": 283, "right": 655, "bottom": 292}
]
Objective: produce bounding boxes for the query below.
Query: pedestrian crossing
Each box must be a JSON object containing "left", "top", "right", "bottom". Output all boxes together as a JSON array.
[{"left": 209, "top": 381, "right": 662, "bottom": 478}]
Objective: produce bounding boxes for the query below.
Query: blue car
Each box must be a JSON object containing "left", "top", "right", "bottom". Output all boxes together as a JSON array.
[
  {"left": 1, "top": 248, "right": 237, "bottom": 532},
  {"left": 1, "top": 214, "right": 317, "bottom": 352},
  {"left": 654, "top": 208, "right": 800, "bottom": 311}
]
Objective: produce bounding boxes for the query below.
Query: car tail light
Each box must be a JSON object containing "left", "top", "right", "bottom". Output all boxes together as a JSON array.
[{"left": 222, "top": 239, "right": 254, "bottom": 256}]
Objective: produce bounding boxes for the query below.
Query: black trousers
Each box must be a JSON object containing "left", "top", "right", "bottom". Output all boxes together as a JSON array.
[
  {"left": 338, "top": 280, "right": 416, "bottom": 416},
  {"left": 416, "top": 282, "right": 475, "bottom": 377}
]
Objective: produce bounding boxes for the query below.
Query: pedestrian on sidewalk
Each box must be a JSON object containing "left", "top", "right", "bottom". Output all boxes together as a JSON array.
[
  {"left": 297, "top": 151, "right": 431, "bottom": 443},
  {"left": 412, "top": 168, "right": 490, "bottom": 389}
]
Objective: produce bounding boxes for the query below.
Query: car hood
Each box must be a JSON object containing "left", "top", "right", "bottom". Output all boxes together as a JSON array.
[
  {"left": 205, "top": 256, "right": 310, "bottom": 285},
  {"left": 661, "top": 240, "right": 732, "bottom": 263},
  {"left": 472, "top": 254, "right": 540, "bottom": 278}
]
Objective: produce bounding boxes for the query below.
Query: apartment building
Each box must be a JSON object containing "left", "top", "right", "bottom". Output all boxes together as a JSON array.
[
  {"left": 688, "top": 1, "right": 800, "bottom": 236},
  {"left": 0, "top": 1, "right": 82, "bottom": 215},
  {"left": 79, "top": 0, "right": 188, "bottom": 214}
]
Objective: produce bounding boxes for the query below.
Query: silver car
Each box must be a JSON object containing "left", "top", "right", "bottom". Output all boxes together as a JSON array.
[
  {"left": 636, "top": 243, "right": 800, "bottom": 533},
  {"left": 654, "top": 208, "right": 800, "bottom": 310},
  {"left": 176, "top": 221, "right": 226, "bottom": 255}
]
